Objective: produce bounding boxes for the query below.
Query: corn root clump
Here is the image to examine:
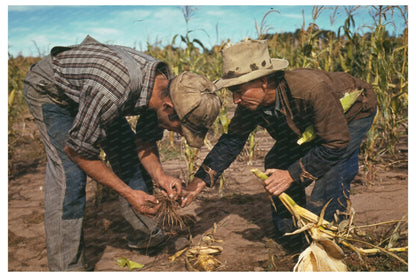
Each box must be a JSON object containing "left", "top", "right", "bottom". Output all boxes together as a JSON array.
[{"left": 154, "top": 187, "right": 193, "bottom": 234}]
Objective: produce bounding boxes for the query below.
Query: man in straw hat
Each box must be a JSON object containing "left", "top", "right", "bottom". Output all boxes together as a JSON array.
[
  {"left": 24, "top": 35, "right": 221, "bottom": 271},
  {"left": 181, "top": 39, "right": 377, "bottom": 251}
]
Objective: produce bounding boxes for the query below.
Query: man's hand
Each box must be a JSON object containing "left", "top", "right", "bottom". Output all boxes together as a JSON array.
[
  {"left": 264, "top": 169, "right": 294, "bottom": 196},
  {"left": 180, "top": 177, "right": 206, "bottom": 207},
  {"left": 136, "top": 139, "right": 182, "bottom": 200},
  {"left": 156, "top": 174, "right": 183, "bottom": 200},
  {"left": 126, "top": 190, "right": 161, "bottom": 217}
]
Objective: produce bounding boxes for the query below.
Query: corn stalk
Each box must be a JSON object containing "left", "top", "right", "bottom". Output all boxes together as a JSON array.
[{"left": 251, "top": 168, "right": 408, "bottom": 269}]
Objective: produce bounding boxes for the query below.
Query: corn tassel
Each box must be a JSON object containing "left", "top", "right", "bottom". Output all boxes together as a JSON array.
[{"left": 297, "top": 89, "right": 363, "bottom": 145}]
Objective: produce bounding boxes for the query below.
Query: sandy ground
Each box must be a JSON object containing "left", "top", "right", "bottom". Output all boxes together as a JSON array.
[{"left": 8, "top": 120, "right": 408, "bottom": 272}]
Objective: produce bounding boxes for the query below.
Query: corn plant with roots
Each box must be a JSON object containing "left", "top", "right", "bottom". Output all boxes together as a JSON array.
[{"left": 251, "top": 168, "right": 408, "bottom": 271}]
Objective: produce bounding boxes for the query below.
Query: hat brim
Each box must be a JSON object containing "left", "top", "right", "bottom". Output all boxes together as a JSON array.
[
  {"left": 181, "top": 122, "right": 208, "bottom": 148},
  {"left": 214, "top": 59, "right": 289, "bottom": 89}
]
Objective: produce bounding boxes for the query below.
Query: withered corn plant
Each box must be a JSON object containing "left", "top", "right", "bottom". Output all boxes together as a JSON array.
[{"left": 8, "top": 5, "right": 407, "bottom": 191}]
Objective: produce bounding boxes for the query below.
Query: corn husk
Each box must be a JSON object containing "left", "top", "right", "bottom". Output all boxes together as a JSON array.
[
  {"left": 251, "top": 168, "right": 408, "bottom": 270},
  {"left": 294, "top": 241, "right": 348, "bottom": 272}
]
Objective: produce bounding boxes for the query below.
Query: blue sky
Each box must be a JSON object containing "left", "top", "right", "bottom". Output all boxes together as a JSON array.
[{"left": 7, "top": 2, "right": 408, "bottom": 57}]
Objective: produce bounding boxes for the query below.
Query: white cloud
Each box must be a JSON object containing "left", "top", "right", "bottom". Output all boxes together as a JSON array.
[
  {"left": 87, "top": 27, "right": 122, "bottom": 36},
  {"left": 114, "top": 9, "right": 152, "bottom": 21},
  {"left": 153, "top": 7, "right": 182, "bottom": 19},
  {"left": 8, "top": 6, "right": 51, "bottom": 12}
]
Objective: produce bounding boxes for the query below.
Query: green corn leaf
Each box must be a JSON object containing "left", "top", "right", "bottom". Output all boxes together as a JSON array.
[{"left": 117, "top": 257, "right": 144, "bottom": 270}]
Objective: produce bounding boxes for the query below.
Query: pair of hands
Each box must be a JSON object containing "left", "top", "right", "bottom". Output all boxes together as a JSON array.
[
  {"left": 132, "top": 168, "right": 294, "bottom": 216},
  {"left": 127, "top": 174, "right": 182, "bottom": 217},
  {"left": 179, "top": 168, "right": 294, "bottom": 207},
  {"left": 129, "top": 173, "right": 205, "bottom": 216}
]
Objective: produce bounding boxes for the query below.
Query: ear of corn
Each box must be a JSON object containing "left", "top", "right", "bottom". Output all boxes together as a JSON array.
[
  {"left": 294, "top": 241, "right": 348, "bottom": 272},
  {"left": 339, "top": 89, "right": 363, "bottom": 111},
  {"left": 297, "top": 89, "right": 363, "bottom": 145},
  {"left": 250, "top": 168, "right": 335, "bottom": 230},
  {"left": 8, "top": 89, "right": 16, "bottom": 107},
  {"left": 251, "top": 168, "right": 347, "bottom": 271}
]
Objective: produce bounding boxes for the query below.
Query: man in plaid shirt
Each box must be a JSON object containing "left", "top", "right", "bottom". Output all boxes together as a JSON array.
[{"left": 24, "top": 36, "right": 221, "bottom": 271}]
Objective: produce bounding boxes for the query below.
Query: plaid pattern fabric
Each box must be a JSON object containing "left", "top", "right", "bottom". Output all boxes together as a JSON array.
[{"left": 51, "top": 43, "right": 171, "bottom": 158}]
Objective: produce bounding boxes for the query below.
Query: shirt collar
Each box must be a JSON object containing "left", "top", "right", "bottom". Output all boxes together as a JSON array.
[{"left": 259, "top": 87, "right": 280, "bottom": 116}]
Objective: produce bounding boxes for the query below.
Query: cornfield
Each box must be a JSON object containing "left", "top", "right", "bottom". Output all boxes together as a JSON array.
[
  {"left": 8, "top": 5, "right": 408, "bottom": 272},
  {"left": 9, "top": 5, "right": 407, "bottom": 187}
]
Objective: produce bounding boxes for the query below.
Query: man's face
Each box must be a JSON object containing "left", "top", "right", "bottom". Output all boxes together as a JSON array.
[
  {"left": 157, "top": 103, "right": 183, "bottom": 135},
  {"left": 228, "top": 79, "right": 265, "bottom": 111}
]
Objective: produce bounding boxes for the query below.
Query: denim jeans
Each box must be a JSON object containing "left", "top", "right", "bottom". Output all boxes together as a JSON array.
[
  {"left": 24, "top": 57, "right": 157, "bottom": 271},
  {"left": 265, "top": 111, "right": 376, "bottom": 245}
]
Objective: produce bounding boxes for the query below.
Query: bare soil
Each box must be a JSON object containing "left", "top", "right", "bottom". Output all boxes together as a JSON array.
[{"left": 8, "top": 115, "right": 408, "bottom": 271}]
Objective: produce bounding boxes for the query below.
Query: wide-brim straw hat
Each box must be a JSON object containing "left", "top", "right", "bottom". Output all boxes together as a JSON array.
[{"left": 215, "top": 39, "right": 289, "bottom": 89}]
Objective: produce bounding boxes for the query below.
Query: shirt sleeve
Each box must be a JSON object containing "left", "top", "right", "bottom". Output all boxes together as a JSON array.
[
  {"left": 194, "top": 105, "right": 259, "bottom": 186},
  {"left": 194, "top": 132, "right": 247, "bottom": 186},
  {"left": 288, "top": 145, "right": 347, "bottom": 185},
  {"left": 66, "top": 88, "right": 119, "bottom": 159}
]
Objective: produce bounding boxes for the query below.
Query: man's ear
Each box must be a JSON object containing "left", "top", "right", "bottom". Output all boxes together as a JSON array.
[
  {"left": 260, "top": 77, "right": 268, "bottom": 90},
  {"left": 162, "top": 101, "right": 174, "bottom": 111}
]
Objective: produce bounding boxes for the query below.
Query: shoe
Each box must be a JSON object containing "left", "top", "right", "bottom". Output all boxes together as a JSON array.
[
  {"left": 128, "top": 229, "right": 167, "bottom": 249},
  {"left": 174, "top": 237, "right": 190, "bottom": 251}
]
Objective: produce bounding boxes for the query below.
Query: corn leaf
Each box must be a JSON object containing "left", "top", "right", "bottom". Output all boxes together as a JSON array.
[
  {"left": 116, "top": 257, "right": 144, "bottom": 270},
  {"left": 297, "top": 89, "right": 363, "bottom": 145}
]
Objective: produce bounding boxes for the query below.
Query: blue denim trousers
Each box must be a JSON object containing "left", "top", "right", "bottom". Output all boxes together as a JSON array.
[
  {"left": 265, "top": 111, "right": 376, "bottom": 245},
  {"left": 24, "top": 57, "right": 157, "bottom": 271}
]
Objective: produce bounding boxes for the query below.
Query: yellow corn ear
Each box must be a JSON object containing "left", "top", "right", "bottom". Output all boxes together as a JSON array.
[
  {"left": 297, "top": 89, "right": 363, "bottom": 145},
  {"left": 294, "top": 241, "right": 348, "bottom": 272},
  {"left": 251, "top": 168, "right": 337, "bottom": 231}
]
